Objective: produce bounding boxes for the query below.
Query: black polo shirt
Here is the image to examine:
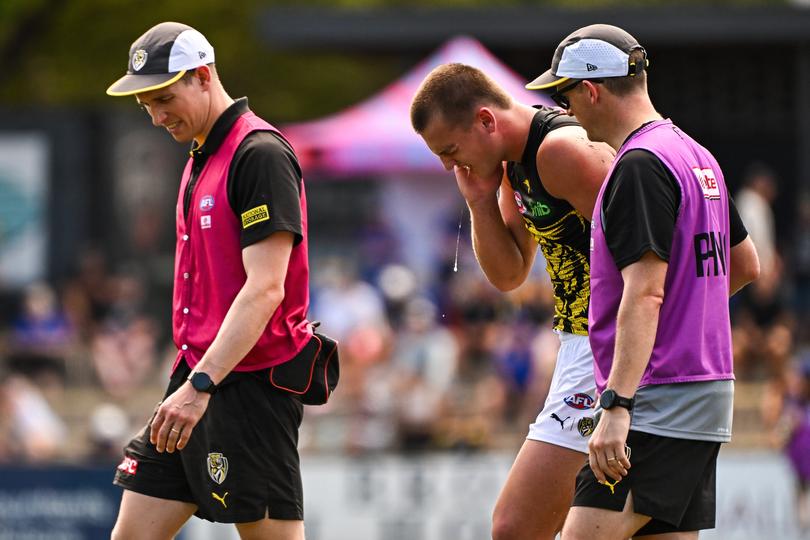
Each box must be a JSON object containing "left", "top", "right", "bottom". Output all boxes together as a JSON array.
[
  {"left": 184, "top": 98, "right": 303, "bottom": 248},
  {"left": 602, "top": 149, "right": 748, "bottom": 269}
]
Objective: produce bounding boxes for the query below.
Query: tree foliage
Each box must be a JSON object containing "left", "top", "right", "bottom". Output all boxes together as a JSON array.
[{"left": 0, "top": 0, "right": 788, "bottom": 120}]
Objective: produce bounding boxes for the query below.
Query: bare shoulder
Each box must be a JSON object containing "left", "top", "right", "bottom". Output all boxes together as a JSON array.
[
  {"left": 536, "top": 125, "right": 614, "bottom": 213},
  {"left": 537, "top": 125, "right": 614, "bottom": 171}
]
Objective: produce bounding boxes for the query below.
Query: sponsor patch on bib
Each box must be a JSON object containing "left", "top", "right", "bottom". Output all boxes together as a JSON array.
[{"left": 693, "top": 167, "right": 720, "bottom": 200}]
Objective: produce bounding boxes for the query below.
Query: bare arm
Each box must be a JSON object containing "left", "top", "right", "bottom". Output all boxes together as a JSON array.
[
  {"left": 151, "top": 231, "right": 295, "bottom": 452},
  {"left": 536, "top": 125, "right": 615, "bottom": 218},
  {"left": 457, "top": 165, "right": 538, "bottom": 291},
  {"left": 588, "top": 251, "right": 668, "bottom": 484},
  {"left": 729, "top": 235, "right": 759, "bottom": 296}
]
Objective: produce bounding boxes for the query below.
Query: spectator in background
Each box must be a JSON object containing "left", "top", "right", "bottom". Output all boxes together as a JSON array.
[
  {"left": 492, "top": 313, "right": 555, "bottom": 426},
  {"left": 766, "top": 354, "right": 810, "bottom": 533},
  {"left": 90, "top": 272, "right": 159, "bottom": 398},
  {"left": 731, "top": 165, "right": 793, "bottom": 380},
  {"left": 792, "top": 195, "right": 810, "bottom": 342},
  {"left": 7, "top": 282, "right": 75, "bottom": 384},
  {"left": 338, "top": 322, "right": 397, "bottom": 454},
  {"left": 310, "top": 257, "right": 388, "bottom": 342},
  {"left": 736, "top": 162, "right": 779, "bottom": 278},
  {"left": 0, "top": 374, "right": 15, "bottom": 462},
  {"left": 439, "top": 273, "right": 511, "bottom": 451},
  {"left": 0, "top": 373, "right": 67, "bottom": 463},
  {"left": 87, "top": 402, "right": 132, "bottom": 464},
  {"left": 391, "top": 297, "right": 458, "bottom": 451},
  {"left": 61, "top": 247, "right": 117, "bottom": 339}
]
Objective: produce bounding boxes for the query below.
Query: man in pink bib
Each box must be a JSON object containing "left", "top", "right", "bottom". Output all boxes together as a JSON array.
[
  {"left": 528, "top": 24, "right": 760, "bottom": 539},
  {"left": 107, "top": 21, "right": 311, "bottom": 540}
]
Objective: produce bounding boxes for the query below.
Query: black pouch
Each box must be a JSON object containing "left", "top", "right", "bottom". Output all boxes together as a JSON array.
[{"left": 269, "top": 331, "right": 339, "bottom": 405}]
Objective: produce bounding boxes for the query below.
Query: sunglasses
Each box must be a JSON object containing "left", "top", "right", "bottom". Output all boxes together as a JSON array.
[{"left": 549, "top": 78, "right": 603, "bottom": 109}]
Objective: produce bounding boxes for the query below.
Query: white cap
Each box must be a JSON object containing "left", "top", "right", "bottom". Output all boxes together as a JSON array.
[{"left": 526, "top": 24, "right": 646, "bottom": 90}]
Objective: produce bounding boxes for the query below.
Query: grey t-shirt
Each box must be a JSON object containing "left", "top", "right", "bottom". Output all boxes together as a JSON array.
[{"left": 629, "top": 380, "right": 734, "bottom": 443}]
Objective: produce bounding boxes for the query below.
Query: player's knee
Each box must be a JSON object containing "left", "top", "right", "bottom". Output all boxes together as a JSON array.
[
  {"left": 110, "top": 521, "right": 133, "bottom": 540},
  {"left": 111, "top": 520, "right": 170, "bottom": 540},
  {"left": 492, "top": 509, "right": 557, "bottom": 540},
  {"left": 491, "top": 516, "right": 519, "bottom": 540},
  {"left": 559, "top": 523, "right": 590, "bottom": 540}
]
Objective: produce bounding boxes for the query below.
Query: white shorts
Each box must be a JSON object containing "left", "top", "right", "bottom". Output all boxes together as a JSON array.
[{"left": 527, "top": 331, "right": 596, "bottom": 454}]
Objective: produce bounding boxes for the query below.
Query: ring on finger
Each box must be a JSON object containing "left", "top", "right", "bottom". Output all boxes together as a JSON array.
[{"left": 170, "top": 427, "right": 181, "bottom": 434}]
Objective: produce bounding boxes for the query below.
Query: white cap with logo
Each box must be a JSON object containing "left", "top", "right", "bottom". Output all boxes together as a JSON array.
[{"left": 526, "top": 24, "right": 647, "bottom": 90}]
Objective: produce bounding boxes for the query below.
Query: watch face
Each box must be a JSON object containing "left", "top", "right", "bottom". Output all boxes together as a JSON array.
[
  {"left": 191, "top": 372, "right": 214, "bottom": 392},
  {"left": 600, "top": 390, "right": 616, "bottom": 409}
]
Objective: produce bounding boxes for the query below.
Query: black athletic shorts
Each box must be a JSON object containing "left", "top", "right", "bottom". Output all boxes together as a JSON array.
[
  {"left": 113, "top": 358, "right": 305, "bottom": 523},
  {"left": 572, "top": 430, "right": 721, "bottom": 535}
]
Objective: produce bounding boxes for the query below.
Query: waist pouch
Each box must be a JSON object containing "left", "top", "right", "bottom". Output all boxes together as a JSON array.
[{"left": 269, "top": 331, "right": 339, "bottom": 405}]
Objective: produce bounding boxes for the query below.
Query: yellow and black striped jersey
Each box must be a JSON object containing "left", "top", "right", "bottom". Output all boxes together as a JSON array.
[{"left": 506, "top": 107, "right": 590, "bottom": 335}]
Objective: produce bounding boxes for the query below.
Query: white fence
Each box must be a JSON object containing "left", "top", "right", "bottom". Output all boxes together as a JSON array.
[{"left": 183, "top": 450, "right": 808, "bottom": 540}]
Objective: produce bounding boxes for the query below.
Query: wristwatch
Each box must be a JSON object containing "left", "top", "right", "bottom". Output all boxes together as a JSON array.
[
  {"left": 600, "top": 389, "right": 634, "bottom": 411},
  {"left": 188, "top": 371, "right": 217, "bottom": 394}
]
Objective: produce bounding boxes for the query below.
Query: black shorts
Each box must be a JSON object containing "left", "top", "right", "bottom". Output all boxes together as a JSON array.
[
  {"left": 113, "top": 359, "right": 305, "bottom": 523},
  {"left": 572, "top": 430, "right": 720, "bottom": 535}
]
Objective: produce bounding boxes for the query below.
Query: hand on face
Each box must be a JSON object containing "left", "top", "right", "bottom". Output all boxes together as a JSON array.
[{"left": 453, "top": 162, "right": 504, "bottom": 207}]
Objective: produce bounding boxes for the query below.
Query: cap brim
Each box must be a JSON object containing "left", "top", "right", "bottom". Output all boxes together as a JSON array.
[
  {"left": 106, "top": 70, "right": 187, "bottom": 97},
  {"left": 525, "top": 69, "right": 571, "bottom": 91}
]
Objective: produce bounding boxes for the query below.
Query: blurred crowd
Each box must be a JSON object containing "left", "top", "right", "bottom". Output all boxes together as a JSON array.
[{"left": 0, "top": 161, "right": 807, "bottom": 486}]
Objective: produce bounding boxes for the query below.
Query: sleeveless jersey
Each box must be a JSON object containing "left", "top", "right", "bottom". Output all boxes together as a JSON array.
[{"left": 506, "top": 107, "right": 590, "bottom": 335}]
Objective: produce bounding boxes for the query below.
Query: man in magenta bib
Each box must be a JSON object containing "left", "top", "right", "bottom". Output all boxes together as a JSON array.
[
  {"left": 106, "top": 22, "right": 310, "bottom": 540},
  {"left": 528, "top": 24, "right": 760, "bottom": 539}
]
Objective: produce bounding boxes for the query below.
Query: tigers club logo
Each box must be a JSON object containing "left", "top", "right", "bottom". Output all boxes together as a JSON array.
[
  {"left": 577, "top": 417, "right": 595, "bottom": 437},
  {"left": 564, "top": 393, "right": 594, "bottom": 410},
  {"left": 132, "top": 49, "right": 148, "bottom": 71},
  {"left": 207, "top": 452, "right": 229, "bottom": 484}
]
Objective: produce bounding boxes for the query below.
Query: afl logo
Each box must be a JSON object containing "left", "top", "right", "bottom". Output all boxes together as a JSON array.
[
  {"left": 564, "top": 393, "right": 594, "bottom": 410},
  {"left": 132, "top": 49, "right": 148, "bottom": 71},
  {"left": 514, "top": 192, "right": 527, "bottom": 214},
  {"left": 200, "top": 195, "right": 215, "bottom": 211}
]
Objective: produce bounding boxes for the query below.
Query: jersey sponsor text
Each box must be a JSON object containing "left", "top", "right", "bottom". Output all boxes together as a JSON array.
[
  {"left": 694, "top": 231, "right": 727, "bottom": 277},
  {"left": 241, "top": 204, "right": 270, "bottom": 229}
]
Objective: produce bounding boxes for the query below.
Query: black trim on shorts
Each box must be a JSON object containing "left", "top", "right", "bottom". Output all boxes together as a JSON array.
[
  {"left": 572, "top": 430, "right": 720, "bottom": 535},
  {"left": 113, "top": 358, "right": 305, "bottom": 523}
]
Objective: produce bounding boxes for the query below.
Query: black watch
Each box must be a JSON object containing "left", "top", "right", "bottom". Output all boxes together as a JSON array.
[
  {"left": 188, "top": 371, "right": 217, "bottom": 394},
  {"left": 600, "top": 389, "right": 634, "bottom": 411}
]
